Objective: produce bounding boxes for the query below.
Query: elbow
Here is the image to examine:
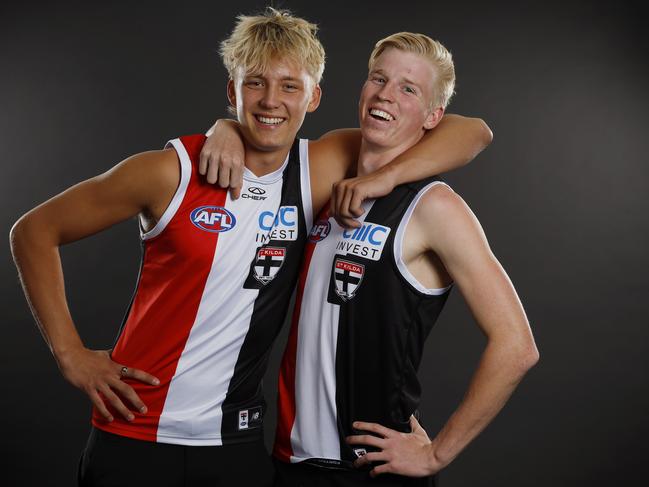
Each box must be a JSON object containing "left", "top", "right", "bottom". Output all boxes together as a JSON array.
[
  {"left": 10, "top": 213, "right": 41, "bottom": 258},
  {"left": 513, "top": 339, "right": 539, "bottom": 374},
  {"left": 9, "top": 215, "right": 29, "bottom": 259},
  {"left": 475, "top": 118, "right": 494, "bottom": 148},
  {"left": 521, "top": 342, "right": 540, "bottom": 371},
  {"left": 9, "top": 216, "right": 27, "bottom": 255}
]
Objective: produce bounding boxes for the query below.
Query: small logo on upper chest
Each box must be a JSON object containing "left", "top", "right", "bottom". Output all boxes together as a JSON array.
[
  {"left": 335, "top": 221, "right": 391, "bottom": 261},
  {"left": 190, "top": 206, "right": 236, "bottom": 233},
  {"left": 242, "top": 186, "right": 267, "bottom": 200},
  {"left": 309, "top": 219, "right": 331, "bottom": 242}
]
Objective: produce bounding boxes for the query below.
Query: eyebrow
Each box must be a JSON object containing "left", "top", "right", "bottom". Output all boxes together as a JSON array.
[
  {"left": 245, "top": 74, "right": 304, "bottom": 83},
  {"left": 370, "top": 69, "right": 423, "bottom": 92}
]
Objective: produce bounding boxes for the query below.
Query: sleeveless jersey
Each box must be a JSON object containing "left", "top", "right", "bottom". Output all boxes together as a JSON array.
[
  {"left": 92, "top": 135, "right": 313, "bottom": 446},
  {"left": 274, "top": 177, "right": 451, "bottom": 467}
]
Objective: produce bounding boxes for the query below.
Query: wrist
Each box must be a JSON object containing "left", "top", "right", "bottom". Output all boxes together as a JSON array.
[
  {"left": 425, "top": 441, "right": 449, "bottom": 475},
  {"left": 52, "top": 340, "right": 85, "bottom": 370},
  {"left": 376, "top": 164, "right": 398, "bottom": 189}
]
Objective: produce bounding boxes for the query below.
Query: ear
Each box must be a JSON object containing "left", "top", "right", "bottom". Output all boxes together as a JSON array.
[
  {"left": 306, "top": 84, "right": 322, "bottom": 113},
  {"left": 424, "top": 107, "right": 444, "bottom": 130},
  {"left": 227, "top": 79, "right": 237, "bottom": 108}
]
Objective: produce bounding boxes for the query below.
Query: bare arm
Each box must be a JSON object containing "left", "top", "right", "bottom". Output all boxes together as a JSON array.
[
  {"left": 9, "top": 150, "right": 177, "bottom": 421},
  {"left": 200, "top": 114, "right": 492, "bottom": 221},
  {"left": 329, "top": 114, "right": 493, "bottom": 227},
  {"left": 348, "top": 186, "right": 538, "bottom": 477}
]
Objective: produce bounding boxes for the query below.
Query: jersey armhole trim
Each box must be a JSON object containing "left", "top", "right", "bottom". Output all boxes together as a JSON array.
[
  {"left": 393, "top": 181, "right": 453, "bottom": 296},
  {"left": 140, "top": 138, "right": 191, "bottom": 241},
  {"left": 299, "top": 139, "right": 314, "bottom": 231}
]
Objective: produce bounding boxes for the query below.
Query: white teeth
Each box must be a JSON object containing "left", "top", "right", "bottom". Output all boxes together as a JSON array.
[
  {"left": 257, "top": 115, "right": 284, "bottom": 125},
  {"left": 370, "top": 109, "right": 394, "bottom": 121}
]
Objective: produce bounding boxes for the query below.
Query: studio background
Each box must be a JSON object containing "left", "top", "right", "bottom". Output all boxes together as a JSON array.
[{"left": 1, "top": 1, "right": 647, "bottom": 485}]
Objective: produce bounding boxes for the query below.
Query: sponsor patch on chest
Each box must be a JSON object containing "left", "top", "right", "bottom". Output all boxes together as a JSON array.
[
  {"left": 334, "top": 221, "right": 391, "bottom": 261},
  {"left": 256, "top": 205, "right": 298, "bottom": 243}
]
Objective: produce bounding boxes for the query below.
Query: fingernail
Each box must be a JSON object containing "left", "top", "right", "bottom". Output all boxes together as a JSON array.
[
  {"left": 140, "top": 406, "right": 147, "bottom": 413},
  {"left": 107, "top": 416, "right": 113, "bottom": 422},
  {"left": 153, "top": 378, "right": 160, "bottom": 385},
  {"left": 353, "top": 422, "right": 359, "bottom": 428},
  {"left": 127, "top": 414, "right": 135, "bottom": 421}
]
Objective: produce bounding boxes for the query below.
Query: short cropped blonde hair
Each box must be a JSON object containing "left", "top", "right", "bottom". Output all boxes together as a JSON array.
[
  {"left": 369, "top": 32, "right": 455, "bottom": 109},
  {"left": 220, "top": 7, "right": 325, "bottom": 84}
]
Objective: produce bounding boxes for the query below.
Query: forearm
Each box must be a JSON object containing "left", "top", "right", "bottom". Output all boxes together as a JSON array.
[
  {"left": 10, "top": 219, "right": 83, "bottom": 365},
  {"left": 427, "top": 338, "right": 537, "bottom": 469},
  {"left": 380, "top": 115, "right": 492, "bottom": 187}
]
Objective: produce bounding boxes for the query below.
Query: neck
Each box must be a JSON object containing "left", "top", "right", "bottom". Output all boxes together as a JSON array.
[
  {"left": 243, "top": 142, "right": 291, "bottom": 177},
  {"left": 356, "top": 133, "right": 424, "bottom": 177}
]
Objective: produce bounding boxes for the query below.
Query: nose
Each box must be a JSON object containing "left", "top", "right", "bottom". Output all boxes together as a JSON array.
[
  {"left": 376, "top": 81, "right": 395, "bottom": 103},
  {"left": 259, "top": 85, "right": 281, "bottom": 109}
]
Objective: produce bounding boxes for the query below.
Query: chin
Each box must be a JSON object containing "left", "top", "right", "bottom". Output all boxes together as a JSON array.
[{"left": 360, "top": 126, "right": 390, "bottom": 147}]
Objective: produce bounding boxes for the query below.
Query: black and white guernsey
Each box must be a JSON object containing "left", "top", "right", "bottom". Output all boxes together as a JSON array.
[{"left": 274, "top": 177, "right": 452, "bottom": 467}]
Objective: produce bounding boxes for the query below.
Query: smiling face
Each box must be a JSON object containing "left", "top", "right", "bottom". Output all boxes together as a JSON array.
[
  {"left": 228, "top": 57, "right": 321, "bottom": 158},
  {"left": 359, "top": 47, "right": 444, "bottom": 153}
]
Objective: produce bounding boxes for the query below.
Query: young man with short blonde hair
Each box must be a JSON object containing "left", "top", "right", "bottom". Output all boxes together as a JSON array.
[{"left": 11, "top": 9, "right": 490, "bottom": 487}]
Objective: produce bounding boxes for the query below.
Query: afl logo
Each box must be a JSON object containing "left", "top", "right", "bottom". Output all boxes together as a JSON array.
[
  {"left": 309, "top": 220, "right": 331, "bottom": 242},
  {"left": 190, "top": 206, "right": 236, "bottom": 233}
]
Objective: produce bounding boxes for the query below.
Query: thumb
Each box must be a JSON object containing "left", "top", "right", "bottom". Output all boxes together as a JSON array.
[{"left": 410, "top": 415, "right": 424, "bottom": 433}]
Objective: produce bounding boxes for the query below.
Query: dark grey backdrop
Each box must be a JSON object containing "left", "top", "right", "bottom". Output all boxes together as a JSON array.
[{"left": 2, "top": 1, "right": 647, "bottom": 485}]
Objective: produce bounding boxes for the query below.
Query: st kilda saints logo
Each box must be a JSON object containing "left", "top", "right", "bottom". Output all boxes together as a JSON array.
[
  {"left": 333, "top": 258, "right": 364, "bottom": 300},
  {"left": 253, "top": 246, "right": 286, "bottom": 284}
]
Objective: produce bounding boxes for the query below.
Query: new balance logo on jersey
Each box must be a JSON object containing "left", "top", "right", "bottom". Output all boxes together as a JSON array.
[
  {"left": 253, "top": 247, "right": 286, "bottom": 284},
  {"left": 237, "top": 406, "right": 263, "bottom": 430},
  {"left": 309, "top": 219, "right": 331, "bottom": 243},
  {"left": 334, "top": 258, "right": 365, "bottom": 300},
  {"left": 256, "top": 205, "right": 298, "bottom": 243},
  {"left": 190, "top": 206, "right": 236, "bottom": 233},
  {"left": 336, "top": 222, "right": 391, "bottom": 261}
]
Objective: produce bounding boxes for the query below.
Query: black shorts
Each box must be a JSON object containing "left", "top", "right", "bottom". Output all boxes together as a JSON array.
[
  {"left": 273, "top": 458, "right": 437, "bottom": 487},
  {"left": 78, "top": 427, "right": 275, "bottom": 487}
]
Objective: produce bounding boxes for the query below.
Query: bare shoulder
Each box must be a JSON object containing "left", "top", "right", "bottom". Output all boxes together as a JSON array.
[
  {"left": 413, "top": 183, "right": 471, "bottom": 222},
  {"left": 107, "top": 148, "right": 178, "bottom": 183},
  {"left": 412, "top": 183, "right": 487, "bottom": 254},
  {"left": 307, "top": 129, "right": 361, "bottom": 212},
  {"left": 308, "top": 129, "right": 360, "bottom": 174}
]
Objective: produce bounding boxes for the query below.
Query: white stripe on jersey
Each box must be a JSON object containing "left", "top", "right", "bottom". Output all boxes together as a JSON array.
[
  {"left": 156, "top": 142, "right": 300, "bottom": 445},
  {"left": 290, "top": 202, "right": 376, "bottom": 461}
]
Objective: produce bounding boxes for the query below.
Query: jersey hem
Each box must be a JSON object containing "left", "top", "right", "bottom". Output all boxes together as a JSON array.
[{"left": 92, "top": 419, "right": 262, "bottom": 446}]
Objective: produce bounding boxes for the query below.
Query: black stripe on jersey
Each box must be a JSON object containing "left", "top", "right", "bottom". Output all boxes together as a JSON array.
[
  {"left": 331, "top": 178, "right": 451, "bottom": 463},
  {"left": 221, "top": 139, "right": 309, "bottom": 444}
]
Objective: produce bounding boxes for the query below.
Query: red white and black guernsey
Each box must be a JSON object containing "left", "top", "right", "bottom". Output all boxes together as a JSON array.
[
  {"left": 274, "top": 177, "right": 452, "bottom": 468},
  {"left": 92, "top": 135, "right": 313, "bottom": 446}
]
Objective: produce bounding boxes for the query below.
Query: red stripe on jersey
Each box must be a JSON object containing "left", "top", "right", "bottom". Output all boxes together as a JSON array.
[
  {"left": 273, "top": 207, "right": 328, "bottom": 461},
  {"left": 92, "top": 135, "right": 228, "bottom": 441}
]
